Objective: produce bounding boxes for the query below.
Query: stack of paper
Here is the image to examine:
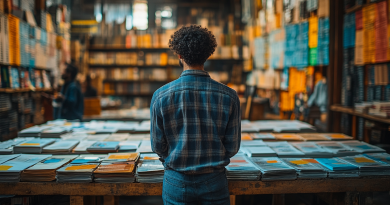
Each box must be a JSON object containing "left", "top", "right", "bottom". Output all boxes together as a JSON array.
[
  {"left": 299, "top": 134, "right": 330, "bottom": 141},
  {"left": 316, "top": 158, "right": 359, "bottom": 178},
  {"left": 251, "top": 157, "right": 297, "bottom": 181},
  {"left": 251, "top": 133, "right": 276, "bottom": 140},
  {"left": 71, "top": 154, "right": 107, "bottom": 164},
  {"left": 86, "top": 142, "right": 120, "bottom": 153},
  {"left": 94, "top": 163, "right": 136, "bottom": 183},
  {"left": 56, "top": 163, "right": 99, "bottom": 183},
  {"left": 136, "top": 140, "right": 153, "bottom": 154},
  {"left": 136, "top": 154, "right": 164, "bottom": 183},
  {"left": 226, "top": 155, "right": 261, "bottom": 180},
  {"left": 40, "top": 127, "right": 68, "bottom": 138},
  {"left": 241, "top": 140, "right": 267, "bottom": 147},
  {"left": 282, "top": 158, "right": 327, "bottom": 179},
  {"left": 72, "top": 141, "right": 97, "bottom": 153},
  {"left": 0, "top": 154, "right": 20, "bottom": 164},
  {"left": 291, "top": 142, "right": 333, "bottom": 158},
  {"left": 266, "top": 142, "right": 305, "bottom": 157},
  {"left": 242, "top": 146, "right": 277, "bottom": 157},
  {"left": 340, "top": 155, "right": 390, "bottom": 176},
  {"left": 340, "top": 141, "right": 386, "bottom": 153},
  {"left": 273, "top": 134, "right": 304, "bottom": 141},
  {"left": 102, "top": 153, "right": 140, "bottom": 164},
  {"left": 0, "top": 154, "right": 51, "bottom": 182},
  {"left": 316, "top": 141, "right": 359, "bottom": 156},
  {"left": 118, "top": 140, "right": 141, "bottom": 152},
  {"left": 43, "top": 140, "right": 79, "bottom": 154},
  {"left": 323, "top": 133, "right": 353, "bottom": 141},
  {"left": 0, "top": 138, "right": 31, "bottom": 154},
  {"left": 13, "top": 139, "right": 56, "bottom": 154},
  {"left": 21, "top": 155, "right": 78, "bottom": 181},
  {"left": 364, "top": 153, "right": 390, "bottom": 164}
]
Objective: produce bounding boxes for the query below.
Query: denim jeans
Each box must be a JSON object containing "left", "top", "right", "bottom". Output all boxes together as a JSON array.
[{"left": 162, "top": 169, "right": 230, "bottom": 205}]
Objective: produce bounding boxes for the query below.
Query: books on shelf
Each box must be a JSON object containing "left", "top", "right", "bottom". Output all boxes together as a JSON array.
[
  {"left": 21, "top": 155, "right": 78, "bottom": 182},
  {"left": 251, "top": 157, "right": 297, "bottom": 181}
]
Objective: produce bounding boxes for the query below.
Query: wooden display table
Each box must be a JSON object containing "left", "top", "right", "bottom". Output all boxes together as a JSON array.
[{"left": 1, "top": 177, "right": 390, "bottom": 205}]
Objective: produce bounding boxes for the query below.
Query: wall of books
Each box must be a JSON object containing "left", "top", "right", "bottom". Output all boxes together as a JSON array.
[
  {"left": 87, "top": 4, "right": 249, "bottom": 109},
  {"left": 339, "top": 0, "right": 390, "bottom": 141},
  {"left": 243, "top": 0, "right": 329, "bottom": 121},
  {"left": 0, "top": 0, "right": 71, "bottom": 141}
]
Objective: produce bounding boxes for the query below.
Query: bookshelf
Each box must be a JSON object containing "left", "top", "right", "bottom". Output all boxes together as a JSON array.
[
  {"left": 89, "top": 65, "right": 179, "bottom": 69},
  {"left": 330, "top": 105, "right": 390, "bottom": 124}
]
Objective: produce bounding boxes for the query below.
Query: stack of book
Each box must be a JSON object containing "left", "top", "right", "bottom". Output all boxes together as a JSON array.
[
  {"left": 241, "top": 140, "right": 267, "bottom": 147},
  {"left": 0, "top": 154, "right": 20, "bottom": 164},
  {"left": 86, "top": 141, "right": 120, "bottom": 153},
  {"left": 364, "top": 153, "right": 390, "bottom": 164},
  {"left": 273, "top": 134, "right": 304, "bottom": 141},
  {"left": 102, "top": 153, "right": 140, "bottom": 164},
  {"left": 340, "top": 141, "right": 386, "bottom": 153},
  {"left": 56, "top": 163, "right": 99, "bottom": 183},
  {"left": 251, "top": 133, "right": 276, "bottom": 140},
  {"left": 0, "top": 138, "right": 31, "bottom": 154},
  {"left": 266, "top": 141, "right": 305, "bottom": 158},
  {"left": 340, "top": 155, "right": 390, "bottom": 176},
  {"left": 226, "top": 155, "right": 261, "bottom": 180},
  {"left": 84, "top": 134, "right": 110, "bottom": 141},
  {"left": 71, "top": 154, "right": 106, "bottom": 164},
  {"left": 13, "top": 139, "right": 56, "bottom": 154},
  {"left": 0, "top": 154, "right": 51, "bottom": 182},
  {"left": 282, "top": 158, "right": 327, "bottom": 179},
  {"left": 18, "top": 126, "right": 47, "bottom": 137},
  {"left": 291, "top": 142, "right": 333, "bottom": 158},
  {"left": 323, "top": 133, "right": 354, "bottom": 141},
  {"left": 72, "top": 141, "right": 97, "bottom": 153},
  {"left": 21, "top": 155, "right": 78, "bottom": 181},
  {"left": 316, "top": 141, "right": 359, "bottom": 156},
  {"left": 136, "top": 154, "right": 164, "bottom": 183},
  {"left": 118, "top": 140, "right": 141, "bottom": 152},
  {"left": 40, "top": 127, "right": 68, "bottom": 138},
  {"left": 242, "top": 146, "right": 277, "bottom": 157},
  {"left": 299, "top": 134, "right": 330, "bottom": 141},
  {"left": 316, "top": 158, "right": 359, "bottom": 178},
  {"left": 42, "top": 140, "right": 79, "bottom": 154},
  {"left": 94, "top": 163, "right": 136, "bottom": 183},
  {"left": 251, "top": 157, "right": 297, "bottom": 181},
  {"left": 136, "top": 140, "right": 153, "bottom": 154}
]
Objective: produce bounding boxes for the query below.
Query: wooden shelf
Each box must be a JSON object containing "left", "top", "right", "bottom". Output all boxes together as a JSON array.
[
  {"left": 0, "top": 88, "right": 53, "bottom": 93},
  {"left": 330, "top": 105, "right": 390, "bottom": 124},
  {"left": 89, "top": 64, "right": 178, "bottom": 68}
]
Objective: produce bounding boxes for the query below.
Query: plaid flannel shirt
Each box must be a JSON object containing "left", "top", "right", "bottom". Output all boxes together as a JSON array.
[{"left": 150, "top": 69, "right": 241, "bottom": 174}]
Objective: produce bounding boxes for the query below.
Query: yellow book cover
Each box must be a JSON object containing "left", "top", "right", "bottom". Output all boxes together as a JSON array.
[
  {"left": 309, "top": 16, "right": 318, "bottom": 48},
  {"left": 363, "top": 5, "right": 376, "bottom": 63},
  {"left": 94, "top": 163, "right": 135, "bottom": 174},
  {"left": 144, "top": 34, "right": 152, "bottom": 48},
  {"left": 137, "top": 35, "right": 143, "bottom": 48},
  {"left": 160, "top": 53, "right": 168, "bottom": 66}
]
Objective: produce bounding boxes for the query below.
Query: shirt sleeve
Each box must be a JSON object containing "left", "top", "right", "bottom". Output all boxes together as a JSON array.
[
  {"left": 150, "top": 97, "right": 168, "bottom": 159},
  {"left": 223, "top": 97, "right": 241, "bottom": 158}
]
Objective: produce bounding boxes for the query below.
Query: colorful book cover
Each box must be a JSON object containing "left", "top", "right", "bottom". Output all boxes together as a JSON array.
[{"left": 316, "top": 158, "right": 358, "bottom": 171}]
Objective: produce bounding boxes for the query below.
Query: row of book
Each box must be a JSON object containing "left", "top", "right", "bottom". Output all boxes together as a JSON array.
[
  {"left": 0, "top": 151, "right": 389, "bottom": 183},
  {"left": 89, "top": 52, "right": 175, "bottom": 66},
  {"left": 92, "top": 68, "right": 170, "bottom": 81},
  {"left": 344, "top": 1, "right": 390, "bottom": 65},
  {"left": 0, "top": 67, "right": 52, "bottom": 89}
]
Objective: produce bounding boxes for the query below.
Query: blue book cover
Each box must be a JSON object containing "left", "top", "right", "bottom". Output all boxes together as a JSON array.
[
  {"left": 88, "top": 142, "right": 120, "bottom": 150},
  {"left": 316, "top": 158, "right": 358, "bottom": 171}
]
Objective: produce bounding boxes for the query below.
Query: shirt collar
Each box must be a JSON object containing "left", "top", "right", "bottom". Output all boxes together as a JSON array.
[{"left": 180, "top": 69, "right": 210, "bottom": 77}]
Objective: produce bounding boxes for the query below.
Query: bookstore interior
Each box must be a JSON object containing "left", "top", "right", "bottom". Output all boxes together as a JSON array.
[{"left": 0, "top": 0, "right": 390, "bottom": 205}]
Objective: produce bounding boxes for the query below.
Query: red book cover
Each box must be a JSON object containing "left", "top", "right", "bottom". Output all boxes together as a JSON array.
[
  {"left": 356, "top": 10, "right": 363, "bottom": 30},
  {"left": 375, "top": 1, "right": 388, "bottom": 62}
]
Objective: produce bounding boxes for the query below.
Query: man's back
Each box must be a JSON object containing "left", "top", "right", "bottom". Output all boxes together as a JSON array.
[{"left": 151, "top": 69, "right": 241, "bottom": 174}]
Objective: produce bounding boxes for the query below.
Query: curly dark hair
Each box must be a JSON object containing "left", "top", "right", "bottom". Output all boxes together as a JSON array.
[{"left": 169, "top": 25, "right": 217, "bottom": 66}]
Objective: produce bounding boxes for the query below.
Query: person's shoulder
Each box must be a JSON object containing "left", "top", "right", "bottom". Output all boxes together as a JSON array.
[
  {"left": 151, "top": 79, "right": 181, "bottom": 102},
  {"left": 209, "top": 79, "right": 240, "bottom": 101}
]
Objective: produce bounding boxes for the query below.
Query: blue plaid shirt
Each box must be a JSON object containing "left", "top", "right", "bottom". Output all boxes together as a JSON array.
[{"left": 150, "top": 69, "right": 241, "bottom": 174}]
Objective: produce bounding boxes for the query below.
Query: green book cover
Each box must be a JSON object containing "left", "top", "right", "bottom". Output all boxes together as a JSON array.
[{"left": 309, "top": 48, "right": 318, "bottom": 66}]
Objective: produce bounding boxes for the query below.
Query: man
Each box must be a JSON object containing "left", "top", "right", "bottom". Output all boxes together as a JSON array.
[
  {"left": 54, "top": 64, "right": 84, "bottom": 121},
  {"left": 150, "top": 25, "right": 241, "bottom": 205}
]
